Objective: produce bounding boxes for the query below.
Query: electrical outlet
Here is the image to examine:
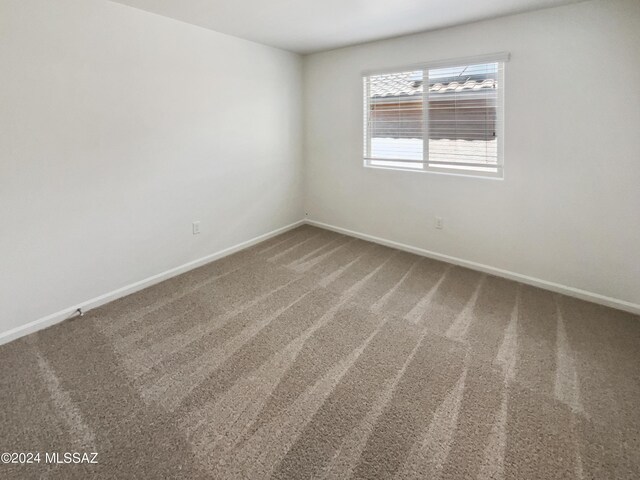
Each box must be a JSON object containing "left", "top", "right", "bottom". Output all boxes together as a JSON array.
[
  {"left": 192, "top": 221, "right": 201, "bottom": 235},
  {"left": 435, "top": 217, "right": 444, "bottom": 229}
]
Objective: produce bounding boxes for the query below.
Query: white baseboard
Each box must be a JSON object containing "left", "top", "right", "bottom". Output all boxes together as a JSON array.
[
  {"left": 0, "top": 220, "right": 305, "bottom": 346},
  {"left": 3, "top": 216, "right": 636, "bottom": 347},
  {"left": 306, "top": 219, "right": 640, "bottom": 315}
]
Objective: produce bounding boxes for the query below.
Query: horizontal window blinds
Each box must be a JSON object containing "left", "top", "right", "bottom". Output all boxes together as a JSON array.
[
  {"left": 365, "top": 70, "right": 424, "bottom": 163},
  {"left": 364, "top": 56, "right": 506, "bottom": 176}
]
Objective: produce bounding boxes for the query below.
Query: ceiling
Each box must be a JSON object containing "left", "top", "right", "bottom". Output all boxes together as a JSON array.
[{"left": 110, "top": 0, "right": 584, "bottom": 54}]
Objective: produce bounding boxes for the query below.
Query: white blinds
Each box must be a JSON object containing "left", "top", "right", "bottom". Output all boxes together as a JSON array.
[
  {"left": 364, "top": 56, "right": 506, "bottom": 176},
  {"left": 364, "top": 70, "right": 424, "bottom": 165}
]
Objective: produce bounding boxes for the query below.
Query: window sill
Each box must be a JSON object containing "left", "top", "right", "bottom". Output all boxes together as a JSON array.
[{"left": 363, "top": 160, "right": 504, "bottom": 180}]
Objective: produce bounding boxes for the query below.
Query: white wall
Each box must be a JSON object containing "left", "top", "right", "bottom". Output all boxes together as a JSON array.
[
  {"left": 1, "top": 0, "right": 638, "bottom": 340},
  {"left": 0, "top": 0, "right": 303, "bottom": 336},
  {"left": 303, "top": 0, "right": 640, "bottom": 309}
]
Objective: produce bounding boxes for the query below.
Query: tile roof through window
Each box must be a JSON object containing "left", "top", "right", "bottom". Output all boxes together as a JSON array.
[{"left": 369, "top": 71, "right": 496, "bottom": 98}]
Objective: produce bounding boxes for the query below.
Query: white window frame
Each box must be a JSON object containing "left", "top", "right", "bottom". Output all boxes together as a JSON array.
[{"left": 363, "top": 52, "right": 509, "bottom": 179}]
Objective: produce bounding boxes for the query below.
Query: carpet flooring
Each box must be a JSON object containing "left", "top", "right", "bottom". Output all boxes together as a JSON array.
[{"left": 1, "top": 225, "right": 639, "bottom": 479}]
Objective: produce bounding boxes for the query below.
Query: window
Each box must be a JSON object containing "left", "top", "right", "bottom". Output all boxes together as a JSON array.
[{"left": 363, "top": 53, "right": 508, "bottom": 177}]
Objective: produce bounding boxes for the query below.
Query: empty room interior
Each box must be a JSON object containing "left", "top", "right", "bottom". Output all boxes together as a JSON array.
[{"left": 1, "top": 0, "right": 640, "bottom": 478}]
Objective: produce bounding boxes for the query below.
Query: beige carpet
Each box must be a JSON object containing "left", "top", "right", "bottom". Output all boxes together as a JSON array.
[{"left": 1, "top": 225, "right": 639, "bottom": 479}]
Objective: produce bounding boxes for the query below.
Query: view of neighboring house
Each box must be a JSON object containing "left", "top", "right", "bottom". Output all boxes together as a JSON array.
[{"left": 367, "top": 65, "right": 499, "bottom": 165}]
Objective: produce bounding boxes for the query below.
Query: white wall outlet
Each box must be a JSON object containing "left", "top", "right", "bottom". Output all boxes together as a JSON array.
[
  {"left": 192, "top": 221, "right": 201, "bottom": 235},
  {"left": 435, "top": 217, "right": 444, "bottom": 229}
]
